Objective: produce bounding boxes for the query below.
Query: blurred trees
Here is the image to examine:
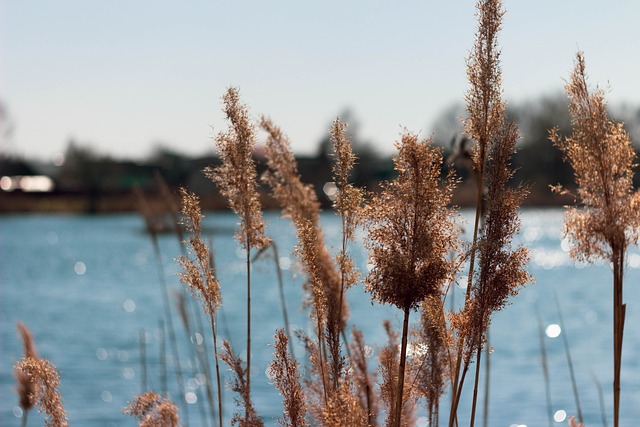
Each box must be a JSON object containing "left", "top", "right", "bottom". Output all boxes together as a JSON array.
[
  {"left": 2, "top": 95, "right": 639, "bottom": 212},
  {"left": 430, "top": 93, "right": 640, "bottom": 204}
]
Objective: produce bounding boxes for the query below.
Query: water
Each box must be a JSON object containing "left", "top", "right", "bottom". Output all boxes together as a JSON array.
[{"left": 1, "top": 209, "right": 640, "bottom": 426}]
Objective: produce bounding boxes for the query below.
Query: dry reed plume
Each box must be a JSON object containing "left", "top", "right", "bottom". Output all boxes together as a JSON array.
[
  {"left": 330, "top": 118, "right": 365, "bottom": 343},
  {"left": 220, "top": 340, "right": 264, "bottom": 427},
  {"left": 365, "top": 132, "right": 458, "bottom": 427},
  {"left": 206, "top": 87, "right": 270, "bottom": 417},
  {"left": 177, "top": 187, "right": 224, "bottom": 427},
  {"left": 268, "top": 329, "right": 308, "bottom": 427},
  {"left": 447, "top": 2, "right": 532, "bottom": 425},
  {"left": 14, "top": 322, "right": 68, "bottom": 427},
  {"left": 124, "top": 391, "right": 179, "bottom": 427},
  {"left": 261, "top": 116, "right": 349, "bottom": 406},
  {"left": 551, "top": 51, "right": 640, "bottom": 427}
]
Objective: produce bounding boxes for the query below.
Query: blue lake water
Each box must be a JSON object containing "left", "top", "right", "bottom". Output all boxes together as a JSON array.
[{"left": 1, "top": 209, "right": 640, "bottom": 426}]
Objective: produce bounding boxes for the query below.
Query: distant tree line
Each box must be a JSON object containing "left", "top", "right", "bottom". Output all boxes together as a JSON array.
[{"left": 1, "top": 94, "right": 639, "bottom": 212}]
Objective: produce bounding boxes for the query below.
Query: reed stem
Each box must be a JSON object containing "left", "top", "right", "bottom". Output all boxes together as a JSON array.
[
  {"left": 140, "top": 329, "right": 147, "bottom": 393},
  {"left": 245, "top": 242, "right": 252, "bottom": 424},
  {"left": 536, "top": 308, "right": 553, "bottom": 427},
  {"left": 152, "top": 239, "right": 190, "bottom": 425},
  {"left": 210, "top": 312, "right": 224, "bottom": 427},
  {"left": 482, "top": 329, "right": 490, "bottom": 427},
  {"left": 394, "top": 307, "right": 410, "bottom": 427},
  {"left": 613, "top": 249, "right": 625, "bottom": 427},
  {"left": 554, "top": 292, "right": 582, "bottom": 424}
]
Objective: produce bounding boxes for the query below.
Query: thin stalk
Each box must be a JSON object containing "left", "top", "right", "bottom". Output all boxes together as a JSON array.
[
  {"left": 317, "top": 319, "right": 329, "bottom": 405},
  {"left": 209, "top": 312, "right": 224, "bottom": 427},
  {"left": 151, "top": 239, "right": 190, "bottom": 425},
  {"left": 613, "top": 249, "right": 625, "bottom": 427},
  {"left": 160, "top": 320, "right": 168, "bottom": 397},
  {"left": 536, "top": 308, "right": 553, "bottom": 427},
  {"left": 177, "top": 300, "right": 211, "bottom": 427},
  {"left": 469, "top": 340, "right": 482, "bottom": 427},
  {"left": 337, "top": 216, "right": 348, "bottom": 351},
  {"left": 554, "top": 292, "right": 582, "bottom": 424},
  {"left": 449, "top": 150, "right": 485, "bottom": 427},
  {"left": 245, "top": 241, "right": 251, "bottom": 424},
  {"left": 190, "top": 300, "right": 217, "bottom": 425},
  {"left": 591, "top": 370, "right": 608, "bottom": 427},
  {"left": 482, "top": 328, "right": 490, "bottom": 427},
  {"left": 254, "top": 243, "right": 295, "bottom": 359},
  {"left": 140, "top": 329, "right": 148, "bottom": 393},
  {"left": 20, "top": 410, "right": 28, "bottom": 427},
  {"left": 394, "top": 307, "right": 411, "bottom": 427}
]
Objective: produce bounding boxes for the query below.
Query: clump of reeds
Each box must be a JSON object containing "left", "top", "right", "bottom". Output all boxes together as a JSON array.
[
  {"left": 364, "top": 132, "right": 458, "bottom": 427},
  {"left": 447, "top": 2, "right": 531, "bottom": 426},
  {"left": 261, "top": 116, "right": 349, "bottom": 408},
  {"left": 177, "top": 187, "right": 224, "bottom": 427},
  {"left": 206, "top": 87, "right": 270, "bottom": 417},
  {"left": 124, "top": 391, "right": 180, "bottom": 427},
  {"left": 13, "top": 322, "right": 68, "bottom": 427},
  {"left": 551, "top": 51, "right": 640, "bottom": 427}
]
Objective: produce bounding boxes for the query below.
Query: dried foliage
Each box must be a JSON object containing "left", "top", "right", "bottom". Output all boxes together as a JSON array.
[
  {"left": 262, "top": 117, "right": 348, "bottom": 401},
  {"left": 220, "top": 340, "right": 264, "bottom": 427},
  {"left": 261, "top": 117, "right": 321, "bottom": 223},
  {"left": 15, "top": 322, "right": 37, "bottom": 414},
  {"left": 464, "top": 0, "right": 506, "bottom": 162},
  {"left": 364, "top": 132, "right": 458, "bottom": 311},
  {"left": 330, "top": 118, "right": 364, "bottom": 244},
  {"left": 177, "top": 188, "right": 221, "bottom": 315},
  {"left": 269, "top": 329, "right": 308, "bottom": 427},
  {"left": 14, "top": 356, "right": 67, "bottom": 427},
  {"left": 206, "top": 87, "right": 269, "bottom": 252},
  {"left": 551, "top": 51, "right": 640, "bottom": 427},
  {"left": 378, "top": 321, "right": 416, "bottom": 427},
  {"left": 415, "top": 296, "right": 451, "bottom": 426},
  {"left": 550, "top": 52, "right": 640, "bottom": 263},
  {"left": 461, "top": 122, "right": 530, "bottom": 360},
  {"left": 124, "top": 391, "right": 179, "bottom": 427},
  {"left": 320, "top": 380, "right": 368, "bottom": 427},
  {"left": 349, "top": 328, "right": 379, "bottom": 426}
]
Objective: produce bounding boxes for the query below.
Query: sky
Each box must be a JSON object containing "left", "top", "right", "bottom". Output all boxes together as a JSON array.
[{"left": 2, "top": 1, "right": 640, "bottom": 162}]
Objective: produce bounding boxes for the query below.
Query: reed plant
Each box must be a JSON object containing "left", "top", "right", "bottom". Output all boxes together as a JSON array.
[
  {"left": 177, "top": 188, "right": 224, "bottom": 427},
  {"left": 364, "top": 131, "right": 458, "bottom": 427},
  {"left": 134, "top": 184, "right": 191, "bottom": 424},
  {"left": 13, "top": 322, "right": 68, "bottom": 427},
  {"left": 206, "top": 87, "right": 270, "bottom": 423},
  {"left": 261, "top": 116, "right": 351, "bottom": 412},
  {"left": 448, "top": 2, "right": 531, "bottom": 425},
  {"left": 551, "top": 51, "right": 640, "bottom": 427}
]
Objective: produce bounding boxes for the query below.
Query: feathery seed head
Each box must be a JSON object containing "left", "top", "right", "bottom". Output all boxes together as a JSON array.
[
  {"left": 177, "top": 188, "right": 221, "bottom": 314},
  {"left": 365, "top": 132, "right": 458, "bottom": 311},
  {"left": 551, "top": 52, "right": 640, "bottom": 262},
  {"left": 207, "top": 87, "right": 269, "bottom": 251},
  {"left": 124, "top": 391, "right": 179, "bottom": 427}
]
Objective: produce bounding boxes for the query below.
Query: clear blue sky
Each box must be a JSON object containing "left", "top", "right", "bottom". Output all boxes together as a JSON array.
[{"left": 2, "top": 1, "right": 639, "bottom": 161}]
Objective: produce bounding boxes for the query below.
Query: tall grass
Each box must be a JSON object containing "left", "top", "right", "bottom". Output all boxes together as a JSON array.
[
  {"left": 16, "top": 2, "right": 640, "bottom": 426},
  {"left": 551, "top": 51, "right": 640, "bottom": 427}
]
